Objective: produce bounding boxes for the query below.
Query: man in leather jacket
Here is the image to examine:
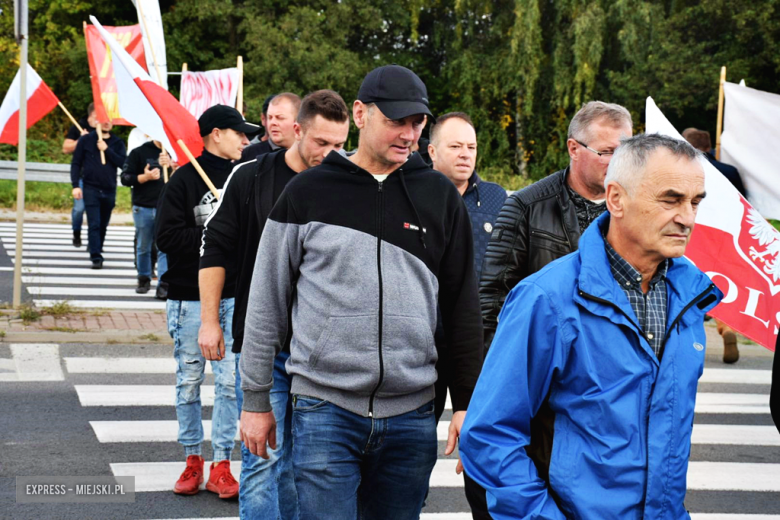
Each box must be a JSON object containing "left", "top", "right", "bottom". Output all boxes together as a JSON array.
[{"left": 480, "top": 101, "right": 633, "bottom": 350}]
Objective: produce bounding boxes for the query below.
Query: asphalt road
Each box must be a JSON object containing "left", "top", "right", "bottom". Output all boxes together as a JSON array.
[{"left": 0, "top": 340, "right": 777, "bottom": 520}]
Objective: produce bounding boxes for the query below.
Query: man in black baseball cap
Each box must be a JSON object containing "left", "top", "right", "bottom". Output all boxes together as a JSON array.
[
  {"left": 156, "top": 103, "right": 259, "bottom": 500},
  {"left": 240, "top": 65, "right": 483, "bottom": 519}
]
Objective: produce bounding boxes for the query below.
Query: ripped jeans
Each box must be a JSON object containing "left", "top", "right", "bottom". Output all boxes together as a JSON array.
[{"left": 167, "top": 297, "right": 237, "bottom": 461}]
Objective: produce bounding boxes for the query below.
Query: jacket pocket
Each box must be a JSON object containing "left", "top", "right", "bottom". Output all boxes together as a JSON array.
[
  {"left": 378, "top": 315, "right": 437, "bottom": 396},
  {"left": 308, "top": 315, "right": 378, "bottom": 392},
  {"left": 529, "top": 228, "right": 571, "bottom": 256}
]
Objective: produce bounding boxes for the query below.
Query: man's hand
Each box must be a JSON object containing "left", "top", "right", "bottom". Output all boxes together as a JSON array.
[
  {"left": 72, "top": 187, "right": 82, "bottom": 200},
  {"left": 198, "top": 320, "right": 225, "bottom": 361},
  {"left": 79, "top": 128, "right": 88, "bottom": 137},
  {"left": 158, "top": 152, "right": 172, "bottom": 169},
  {"left": 240, "top": 411, "right": 277, "bottom": 459},
  {"left": 445, "top": 410, "right": 467, "bottom": 474},
  {"left": 96, "top": 139, "right": 108, "bottom": 152},
  {"left": 140, "top": 164, "right": 161, "bottom": 184}
]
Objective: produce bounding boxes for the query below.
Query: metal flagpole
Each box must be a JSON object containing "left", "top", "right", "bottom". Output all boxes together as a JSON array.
[{"left": 12, "top": 0, "right": 28, "bottom": 308}]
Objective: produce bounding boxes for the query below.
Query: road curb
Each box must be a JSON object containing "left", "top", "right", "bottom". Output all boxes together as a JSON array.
[{"left": 0, "top": 329, "right": 171, "bottom": 344}]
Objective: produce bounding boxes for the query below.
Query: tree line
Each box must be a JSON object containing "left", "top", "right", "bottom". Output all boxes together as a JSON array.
[{"left": 1, "top": 0, "right": 778, "bottom": 183}]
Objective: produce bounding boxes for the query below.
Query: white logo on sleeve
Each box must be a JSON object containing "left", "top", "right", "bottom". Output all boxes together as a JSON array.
[{"left": 693, "top": 342, "right": 704, "bottom": 351}]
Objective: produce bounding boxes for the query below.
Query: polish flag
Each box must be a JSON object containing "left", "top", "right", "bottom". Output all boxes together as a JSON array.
[
  {"left": 0, "top": 64, "right": 60, "bottom": 145},
  {"left": 646, "top": 97, "right": 778, "bottom": 351},
  {"left": 89, "top": 15, "right": 202, "bottom": 164}
]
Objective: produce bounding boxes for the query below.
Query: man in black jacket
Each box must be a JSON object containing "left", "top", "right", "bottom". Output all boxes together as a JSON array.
[
  {"left": 70, "top": 120, "right": 127, "bottom": 269},
  {"left": 199, "top": 90, "right": 350, "bottom": 520},
  {"left": 156, "top": 105, "right": 260, "bottom": 499},
  {"left": 480, "top": 101, "right": 633, "bottom": 349},
  {"left": 63, "top": 104, "right": 96, "bottom": 248},
  {"left": 121, "top": 140, "right": 173, "bottom": 294},
  {"left": 239, "top": 65, "right": 484, "bottom": 519}
]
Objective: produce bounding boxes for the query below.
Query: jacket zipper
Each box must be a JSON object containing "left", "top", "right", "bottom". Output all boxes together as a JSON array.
[
  {"left": 657, "top": 283, "right": 715, "bottom": 360},
  {"left": 369, "top": 181, "right": 385, "bottom": 417},
  {"left": 579, "top": 283, "right": 716, "bottom": 361},
  {"left": 531, "top": 228, "right": 569, "bottom": 244}
]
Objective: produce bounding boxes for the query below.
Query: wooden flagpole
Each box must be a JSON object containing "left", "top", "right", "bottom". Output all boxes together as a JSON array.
[
  {"left": 715, "top": 66, "right": 726, "bottom": 161},
  {"left": 136, "top": 0, "right": 165, "bottom": 87},
  {"left": 236, "top": 56, "right": 243, "bottom": 112},
  {"left": 177, "top": 139, "right": 219, "bottom": 199},
  {"left": 57, "top": 102, "right": 83, "bottom": 133},
  {"left": 180, "top": 62, "right": 187, "bottom": 102},
  {"left": 95, "top": 124, "right": 106, "bottom": 165}
]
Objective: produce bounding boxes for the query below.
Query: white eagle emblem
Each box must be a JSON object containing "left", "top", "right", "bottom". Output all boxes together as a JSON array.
[{"left": 746, "top": 208, "right": 780, "bottom": 283}]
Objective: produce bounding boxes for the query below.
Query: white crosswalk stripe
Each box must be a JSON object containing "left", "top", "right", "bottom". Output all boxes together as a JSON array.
[
  {"left": 0, "top": 223, "right": 164, "bottom": 310},
  {"left": 35, "top": 330, "right": 778, "bottom": 516}
]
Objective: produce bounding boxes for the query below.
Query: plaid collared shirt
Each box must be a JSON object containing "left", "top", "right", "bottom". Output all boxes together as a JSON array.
[{"left": 604, "top": 237, "right": 669, "bottom": 359}]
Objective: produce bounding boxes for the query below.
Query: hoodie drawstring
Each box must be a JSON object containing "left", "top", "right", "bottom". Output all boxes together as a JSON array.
[{"left": 398, "top": 169, "right": 426, "bottom": 249}]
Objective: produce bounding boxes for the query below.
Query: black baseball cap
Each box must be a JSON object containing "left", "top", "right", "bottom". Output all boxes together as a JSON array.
[
  {"left": 357, "top": 65, "right": 435, "bottom": 122},
  {"left": 198, "top": 105, "right": 261, "bottom": 137}
]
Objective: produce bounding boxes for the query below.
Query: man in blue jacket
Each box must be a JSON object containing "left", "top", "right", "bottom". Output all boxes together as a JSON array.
[{"left": 460, "top": 134, "right": 723, "bottom": 519}]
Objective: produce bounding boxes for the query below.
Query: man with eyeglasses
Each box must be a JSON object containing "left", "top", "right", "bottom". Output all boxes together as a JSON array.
[{"left": 481, "top": 101, "right": 632, "bottom": 349}]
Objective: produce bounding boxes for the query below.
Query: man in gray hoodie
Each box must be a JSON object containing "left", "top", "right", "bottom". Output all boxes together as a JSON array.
[{"left": 239, "top": 65, "right": 484, "bottom": 519}]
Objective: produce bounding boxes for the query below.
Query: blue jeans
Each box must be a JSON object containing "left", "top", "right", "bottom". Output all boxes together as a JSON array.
[
  {"left": 291, "top": 397, "right": 437, "bottom": 520},
  {"left": 132, "top": 205, "right": 165, "bottom": 279},
  {"left": 82, "top": 184, "right": 116, "bottom": 261},
  {"left": 167, "top": 298, "right": 237, "bottom": 461},
  {"left": 235, "top": 351, "right": 298, "bottom": 520},
  {"left": 157, "top": 251, "right": 168, "bottom": 279},
  {"left": 72, "top": 180, "right": 84, "bottom": 233}
]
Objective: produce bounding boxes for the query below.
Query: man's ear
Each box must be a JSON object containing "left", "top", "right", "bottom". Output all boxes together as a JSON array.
[
  {"left": 566, "top": 138, "right": 579, "bottom": 162},
  {"left": 210, "top": 127, "right": 222, "bottom": 144},
  {"left": 428, "top": 143, "right": 437, "bottom": 166},
  {"left": 353, "top": 101, "right": 367, "bottom": 130},
  {"left": 605, "top": 181, "right": 627, "bottom": 218},
  {"left": 293, "top": 122, "right": 303, "bottom": 141}
]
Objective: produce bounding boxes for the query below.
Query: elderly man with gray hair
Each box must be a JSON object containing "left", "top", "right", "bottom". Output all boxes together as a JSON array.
[{"left": 460, "top": 133, "right": 723, "bottom": 519}]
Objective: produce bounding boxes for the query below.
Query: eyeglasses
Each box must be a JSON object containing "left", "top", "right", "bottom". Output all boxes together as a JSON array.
[{"left": 575, "top": 140, "right": 614, "bottom": 157}]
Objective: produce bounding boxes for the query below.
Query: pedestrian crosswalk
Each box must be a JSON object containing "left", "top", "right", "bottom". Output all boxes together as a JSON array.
[
  {"left": 2, "top": 340, "right": 777, "bottom": 518},
  {"left": 0, "top": 222, "right": 165, "bottom": 310},
  {"left": 23, "top": 343, "right": 768, "bottom": 518}
]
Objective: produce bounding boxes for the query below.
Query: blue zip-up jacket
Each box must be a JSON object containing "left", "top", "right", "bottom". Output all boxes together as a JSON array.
[
  {"left": 462, "top": 172, "right": 507, "bottom": 281},
  {"left": 460, "top": 212, "right": 722, "bottom": 520}
]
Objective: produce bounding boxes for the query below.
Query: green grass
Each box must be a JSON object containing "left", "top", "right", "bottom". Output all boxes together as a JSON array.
[
  {"left": 0, "top": 180, "right": 132, "bottom": 213},
  {"left": 479, "top": 167, "right": 533, "bottom": 192}
]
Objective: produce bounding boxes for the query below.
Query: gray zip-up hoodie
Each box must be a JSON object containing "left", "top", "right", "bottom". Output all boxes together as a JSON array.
[{"left": 239, "top": 151, "right": 483, "bottom": 418}]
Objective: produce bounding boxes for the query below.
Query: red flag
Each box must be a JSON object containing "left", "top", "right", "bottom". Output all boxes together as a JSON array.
[
  {"left": 89, "top": 16, "right": 202, "bottom": 165},
  {"left": 0, "top": 64, "right": 60, "bottom": 145},
  {"left": 84, "top": 23, "right": 147, "bottom": 126},
  {"left": 647, "top": 97, "right": 778, "bottom": 351}
]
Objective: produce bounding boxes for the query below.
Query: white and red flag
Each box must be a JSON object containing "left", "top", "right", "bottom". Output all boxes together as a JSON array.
[
  {"left": 646, "top": 97, "right": 779, "bottom": 351},
  {"left": 180, "top": 68, "right": 240, "bottom": 120},
  {"left": 89, "top": 15, "right": 202, "bottom": 164},
  {"left": 0, "top": 64, "right": 60, "bottom": 145}
]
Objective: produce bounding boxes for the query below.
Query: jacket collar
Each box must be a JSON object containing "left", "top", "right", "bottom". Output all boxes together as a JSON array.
[
  {"left": 322, "top": 149, "right": 430, "bottom": 177},
  {"left": 577, "top": 212, "right": 720, "bottom": 314}
]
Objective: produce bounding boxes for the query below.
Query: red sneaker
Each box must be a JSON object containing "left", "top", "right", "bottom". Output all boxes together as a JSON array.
[
  {"left": 173, "top": 455, "right": 204, "bottom": 495},
  {"left": 206, "top": 460, "right": 239, "bottom": 499}
]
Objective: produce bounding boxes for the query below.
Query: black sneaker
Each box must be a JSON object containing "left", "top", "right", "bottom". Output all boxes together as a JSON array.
[
  {"left": 155, "top": 281, "right": 169, "bottom": 301},
  {"left": 91, "top": 259, "right": 103, "bottom": 270},
  {"left": 73, "top": 231, "right": 82, "bottom": 248},
  {"left": 135, "top": 277, "right": 151, "bottom": 294}
]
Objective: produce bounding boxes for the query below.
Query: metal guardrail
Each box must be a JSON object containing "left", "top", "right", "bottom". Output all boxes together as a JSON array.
[
  {"left": 0, "top": 160, "right": 120, "bottom": 183},
  {"left": 0, "top": 160, "right": 71, "bottom": 183}
]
